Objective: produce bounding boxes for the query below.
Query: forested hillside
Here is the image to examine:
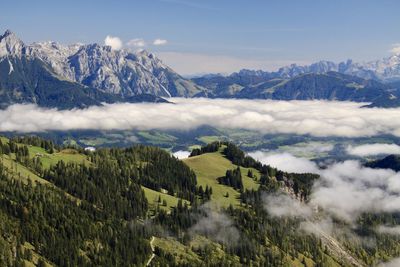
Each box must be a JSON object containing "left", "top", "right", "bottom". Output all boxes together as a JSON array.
[{"left": 0, "top": 138, "right": 399, "bottom": 266}]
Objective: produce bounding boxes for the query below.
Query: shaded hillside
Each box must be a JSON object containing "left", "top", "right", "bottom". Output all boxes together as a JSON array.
[{"left": 366, "top": 154, "right": 400, "bottom": 171}]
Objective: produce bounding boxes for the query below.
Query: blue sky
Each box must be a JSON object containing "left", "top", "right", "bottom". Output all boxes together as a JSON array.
[{"left": 1, "top": 0, "right": 399, "bottom": 74}]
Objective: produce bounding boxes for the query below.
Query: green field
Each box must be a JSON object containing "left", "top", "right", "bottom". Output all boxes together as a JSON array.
[
  {"left": 1, "top": 153, "right": 81, "bottom": 204},
  {"left": 79, "top": 137, "right": 120, "bottom": 146},
  {"left": 183, "top": 146, "right": 260, "bottom": 207},
  {"left": 196, "top": 135, "right": 223, "bottom": 144},
  {"left": 137, "top": 131, "right": 177, "bottom": 144}
]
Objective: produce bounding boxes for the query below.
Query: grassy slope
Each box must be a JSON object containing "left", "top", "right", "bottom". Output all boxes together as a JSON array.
[
  {"left": 153, "top": 237, "right": 202, "bottom": 265},
  {"left": 22, "top": 242, "right": 54, "bottom": 267},
  {"left": 0, "top": 138, "right": 64, "bottom": 266},
  {"left": 141, "top": 186, "right": 189, "bottom": 213},
  {"left": 196, "top": 135, "right": 222, "bottom": 144},
  {"left": 182, "top": 147, "right": 341, "bottom": 267},
  {"left": 4, "top": 137, "right": 186, "bottom": 214},
  {"left": 27, "top": 146, "right": 91, "bottom": 169},
  {"left": 1, "top": 136, "right": 91, "bottom": 170},
  {"left": 183, "top": 146, "right": 260, "bottom": 208},
  {"left": 137, "top": 131, "right": 177, "bottom": 144},
  {"left": 154, "top": 235, "right": 243, "bottom": 266},
  {"left": 1, "top": 154, "right": 48, "bottom": 185}
]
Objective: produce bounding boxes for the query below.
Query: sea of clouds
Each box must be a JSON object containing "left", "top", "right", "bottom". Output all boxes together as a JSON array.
[
  {"left": 346, "top": 143, "right": 400, "bottom": 157},
  {"left": 2, "top": 98, "right": 400, "bottom": 137}
]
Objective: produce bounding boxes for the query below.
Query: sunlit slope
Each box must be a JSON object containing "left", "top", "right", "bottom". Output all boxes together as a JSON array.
[
  {"left": 141, "top": 186, "right": 189, "bottom": 213},
  {"left": 2, "top": 136, "right": 188, "bottom": 215},
  {"left": 183, "top": 146, "right": 260, "bottom": 207}
]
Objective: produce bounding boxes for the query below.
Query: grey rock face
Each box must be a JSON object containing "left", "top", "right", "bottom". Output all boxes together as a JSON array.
[{"left": 0, "top": 30, "right": 205, "bottom": 98}]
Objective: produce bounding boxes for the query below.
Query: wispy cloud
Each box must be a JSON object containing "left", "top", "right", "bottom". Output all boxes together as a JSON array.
[
  {"left": 126, "top": 38, "right": 146, "bottom": 48},
  {"left": 376, "top": 225, "right": 400, "bottom": 236},
  {"left": 379, "top": 257, "right": 400, "bottom": 267},
  {"left": 254, "top": 152, "right": 400, "bottom": 222},
  {"left": 263, "top": 193, "right": 313, "bottom": 218},
  {"left": 172, "top": 150, "right": 190, "bottom": 159},
  {"left": 189, "top": 203, "right": 240, "bottom": 246},
  {"left": 153, "top": 39, "right": 167, "bottom": 46},
  {"left": 389, "top": 43, "right": 400, "bottom": 55}
]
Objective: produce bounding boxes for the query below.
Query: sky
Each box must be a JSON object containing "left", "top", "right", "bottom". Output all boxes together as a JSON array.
[{"left": 1, "top": 0, "right": 399, "bottom": 74}]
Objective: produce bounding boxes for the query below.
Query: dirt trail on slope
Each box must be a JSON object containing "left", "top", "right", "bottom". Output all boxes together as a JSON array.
[{"left": 146, "top": 236, "right": 155, "bottom": 266}]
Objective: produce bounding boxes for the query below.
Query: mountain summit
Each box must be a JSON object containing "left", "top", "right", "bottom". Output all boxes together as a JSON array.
[{"left": 0, "top": 29, "right": 25, "bottom": 56}]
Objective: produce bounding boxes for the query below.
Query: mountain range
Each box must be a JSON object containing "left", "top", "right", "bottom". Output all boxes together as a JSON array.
[
  {"left": 232, "top": 55, "right": 400, "bottom": 82},
  {"left": 0, "top": 30, "right": 203, "bottom": 108},
  {"left": 192, "top": 71, "right": 400, "bottom": 107},
  {"left": 1, "top": 29, "right": 400, "bottom": 108}
]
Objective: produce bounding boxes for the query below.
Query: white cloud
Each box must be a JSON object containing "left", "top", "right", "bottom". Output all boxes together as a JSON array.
[
  {"left": 389, "top": 43, "right": 400, "bottom": 55},
  {"left": 263, "top": 193, "right": 313, "bottom": 218},
  {"left": 126, "top": 38, "right": 146, "bottom": 48},
  {"left": 172, "top": 150, "right": 190, "bottom": 159},
  {"left": 2, "top": 99, "right": 400, "bottom": 138},
  {"left": 104, "top": 35, "right": 122, "bottom": 50},
  {"left": 377, "top": 226, "right": 400, "bottom": 235},
  {"left": 299, "top": 218, "right": 335, "bottom": 237},
  {"left": 312, "top": 160, "right": 400, "bottom": 222},
  {"left": 249, "top": 142, "right": 333, "bottom": 159},
  {"left": 346, "top": 143, "right": 400, "bottom": 157},
  {"left": 153, "top": 39, "right": 167, "bottom": 46},
  {"left": 189, "top": 203, "right": 239, "bottom": 246},
  {"left": 248, "top": 152, "right": 319, "bottom": 173},
  {"left": 156, "top": 52, "right": 309, "bottom": 75},
  {"left": 379, "top": 258, "right": 400, "bottom": 267}
]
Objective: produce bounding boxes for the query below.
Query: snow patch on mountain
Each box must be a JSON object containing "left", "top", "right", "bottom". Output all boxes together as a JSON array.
[{"left": 7, "top": 58, "right": 13, "bottom": 75}]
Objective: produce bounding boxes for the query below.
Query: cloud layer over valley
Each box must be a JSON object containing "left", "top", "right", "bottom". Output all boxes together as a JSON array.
[
  {"left": 346, "top": 143, "right": 400, "bottom": 156},
  {"left": 2, "top": 99, "right": 400, "bottom": 137}
]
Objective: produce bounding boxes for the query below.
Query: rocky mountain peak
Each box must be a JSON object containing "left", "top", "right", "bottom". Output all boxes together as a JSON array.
[
  {"left": 0, "top": 29, "right": 25, "bottom": 57},
  {"left": 2, "top": 29, "right": 14, "bottom": 37}
]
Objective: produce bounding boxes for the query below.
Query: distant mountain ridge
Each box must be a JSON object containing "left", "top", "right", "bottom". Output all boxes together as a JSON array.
[
  {"left": 193, "top": 71, "right": 400, "bottom": 107},
  {"left": 192, "top": 50, "right": 400, "bottom": 106},
  {"left": 1, "top": 29, "right": 400, "bottom": 108},
  {"left": 225, "top": 54, "right": 400, "bottom": 82}
]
